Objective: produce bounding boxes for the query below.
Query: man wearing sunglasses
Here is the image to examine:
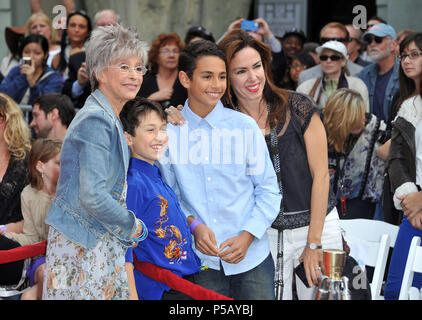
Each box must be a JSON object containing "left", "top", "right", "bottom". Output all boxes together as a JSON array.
[
  {"left": 298, "top": 22, "right": 363, "bottom": 85},
  {"left": 357, "top": 23, "right": 400, "bottom": 124}
]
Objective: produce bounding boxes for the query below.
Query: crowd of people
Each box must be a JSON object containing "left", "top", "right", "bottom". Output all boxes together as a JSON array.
[{"left": 0, "top": 2, "right": 421, "bottom": 301}]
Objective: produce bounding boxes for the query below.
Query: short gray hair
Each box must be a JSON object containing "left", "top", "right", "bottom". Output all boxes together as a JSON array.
[{"left": 85, "top": 24, "right": 149, "bottom": 91}]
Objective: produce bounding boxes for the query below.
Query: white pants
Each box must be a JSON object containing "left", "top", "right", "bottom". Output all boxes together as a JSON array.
[{"left": 267, "top": 208, "right": 343, "bottom": 300}]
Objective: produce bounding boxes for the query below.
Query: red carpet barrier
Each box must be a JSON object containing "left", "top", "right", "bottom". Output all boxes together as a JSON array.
[
  {"left": 0, "top": 240, "right": 47, "bottom": 264},
  {"left": 133, "top": 255, "right": 234, "bottom": 300},
  {"left": 0, "top": 240, "right": 233, "bottom": 300}
]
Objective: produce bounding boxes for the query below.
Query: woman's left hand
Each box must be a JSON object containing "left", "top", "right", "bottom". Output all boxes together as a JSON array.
[
  {"left": 398, "top": 192, "right": 422, "bottom": 219},
  {"left": 299, "top": 246, "right": 323, "bottom": 287},
  {"left": 408, "top": 211, "right": 422, "bottom": 230}
]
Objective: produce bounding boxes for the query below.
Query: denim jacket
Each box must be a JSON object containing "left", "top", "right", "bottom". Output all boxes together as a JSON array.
[
  {"left": 357, "top": 59, "right": 400, "bottom": 122},
  {"left": 45, "top": 89, "right": 138, "bottom": 250}
]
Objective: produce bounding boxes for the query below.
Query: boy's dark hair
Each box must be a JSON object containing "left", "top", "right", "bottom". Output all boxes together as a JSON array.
[
  {"left": 184, "top": 25, "right": 215, "bottom": 44},
  {"left": 178, "top": 39, "right": 227, "bottom": 79},
  {"left": 32, "top": 93, "right": 76, "bottom": 128},
  {"left": 120, "top": 97, "right": 167, "bottom": 136}
]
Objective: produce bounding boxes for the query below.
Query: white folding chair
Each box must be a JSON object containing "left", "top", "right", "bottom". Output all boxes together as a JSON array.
[
  {"left": 398, "top": 236, "right": 422, "bottom": 300},
  {"left": 340, "top": 219, "right": 399, "bottom": 300}
]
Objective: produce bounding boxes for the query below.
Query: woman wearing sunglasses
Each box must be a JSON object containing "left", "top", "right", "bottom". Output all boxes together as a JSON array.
[{"left": 297, "top": 41, "right": 369, "bottom": 110}]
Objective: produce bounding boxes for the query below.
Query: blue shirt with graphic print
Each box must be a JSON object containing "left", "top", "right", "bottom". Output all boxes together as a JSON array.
[{"left": 125, "top": 158, "right": 201, "bottom": 300}]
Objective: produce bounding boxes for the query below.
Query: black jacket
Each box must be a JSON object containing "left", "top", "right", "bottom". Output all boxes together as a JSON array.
[
  {"left": 388, "top": 116, "right": 416, "bottom": 192},
  {"left": 62, "top": 51, "right": 91, "bottom": 109}
]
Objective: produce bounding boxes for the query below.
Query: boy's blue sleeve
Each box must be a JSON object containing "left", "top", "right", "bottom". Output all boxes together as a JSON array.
[{"left": 125, "top": 247, "right": 134, "bottom": 263}]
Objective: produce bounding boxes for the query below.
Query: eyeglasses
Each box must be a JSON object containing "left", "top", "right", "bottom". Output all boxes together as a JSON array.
[
  {"left": 108, "top": 64, "right": 148, "bottom": 75},
  {"left": 159, "top": 49, "right": 180, "bottom": 55},
  {"left": 365, "top": 35, "right": 384, "bottom": 45},
  {"left": 319, "top": 54, "right": 343, "bottom": 62},
  {"left": 399, "top": 51, "right": 422, "bottom": 62},
  {"left": 320, "top": 37, "right": 350, "bottom": 44}
]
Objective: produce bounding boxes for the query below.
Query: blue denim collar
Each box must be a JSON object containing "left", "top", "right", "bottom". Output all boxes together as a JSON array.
[
  {"left": 91, "top": 89, "right": 120, "bottom": 123},
  {"left": 90, "top": 89, "right": 130, "bottom": 170}
]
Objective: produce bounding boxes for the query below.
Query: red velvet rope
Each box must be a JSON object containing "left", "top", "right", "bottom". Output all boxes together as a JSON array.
[
  {"left": 132, "top": 255, "right": 233, "bottom": 300},
  {"left": 0, "top": 240, "right": 233, "bottom": 300},
  {"left": 0, "top": 240, "right": 47, "bottom": 264}
]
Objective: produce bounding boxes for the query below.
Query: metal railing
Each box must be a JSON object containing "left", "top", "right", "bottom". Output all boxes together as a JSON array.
[{"left": 19, "top": 105, "right": 32, "bottom": 124}]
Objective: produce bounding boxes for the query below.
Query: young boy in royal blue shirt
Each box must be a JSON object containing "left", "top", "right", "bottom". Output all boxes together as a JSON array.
[
  {"left": 120, "top": 97, "right": 201, "bottom": 300},
  {"left": 157, "top": 40, "right": 281, "bottom": 299}
]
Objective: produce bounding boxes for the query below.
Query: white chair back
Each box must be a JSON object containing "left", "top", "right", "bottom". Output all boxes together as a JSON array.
[
  {"left": 398, "top": 236, "right": 422, "bottom": 300},
  {"left": 340, "top": 219, "right": 399, "bottom": 300}
]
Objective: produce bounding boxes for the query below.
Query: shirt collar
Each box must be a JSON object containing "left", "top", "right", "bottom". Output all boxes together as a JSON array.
[
  {"left": 182, "top": 99, "right": 224, "bottom": 129},
  {"left": 129, "top": 157, "right": 161, "bottom": 179}
]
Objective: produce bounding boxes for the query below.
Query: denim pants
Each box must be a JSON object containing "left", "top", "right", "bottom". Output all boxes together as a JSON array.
[
  {"left": 384, "top": 215, "right": 422, "bottom": 300},
  {"left": 268, "top": 208, "right": 343, "bottom": 300},
  {"left": 192, "top": 253, "right": 275, "bottom": 300}
]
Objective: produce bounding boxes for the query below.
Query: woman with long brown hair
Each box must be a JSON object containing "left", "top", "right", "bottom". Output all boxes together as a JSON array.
[{"left": 385, "top": 32, "right": 422, "bottom": 300}]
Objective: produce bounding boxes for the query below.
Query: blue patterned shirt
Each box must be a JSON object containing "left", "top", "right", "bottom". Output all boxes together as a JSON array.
[{"left": 125, "top": 158, "right": 201, "bottom": 300}]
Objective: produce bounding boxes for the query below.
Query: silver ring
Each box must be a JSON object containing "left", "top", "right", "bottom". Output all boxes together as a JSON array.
[
  {"left": 314, "top": 267, "right": 321, "bottom": 271},
  {"left": 167, "top": 109, "right": 173, "bottom": 115}
]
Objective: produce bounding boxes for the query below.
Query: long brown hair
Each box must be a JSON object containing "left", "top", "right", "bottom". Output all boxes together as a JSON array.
[
  {"left": 28, "top": 138, "right": 62, "bottom": 190},
  {"left": 398, "top": 32, "right": 422, "bottom": 107},
  {"left": 218, "top": 29, "right": 289, "bottom": 128}
]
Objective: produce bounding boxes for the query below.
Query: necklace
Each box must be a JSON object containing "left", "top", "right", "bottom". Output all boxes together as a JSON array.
[{"left": 240, "top": 104, "right": 268, "bottom": 127}]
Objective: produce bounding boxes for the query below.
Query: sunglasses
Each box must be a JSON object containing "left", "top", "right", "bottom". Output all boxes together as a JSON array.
[
  {"left": 320, "top": 37, "right": 350, "bottom": 44},
  {"left": 320, "top": 54, "right": 343, "bottom": 61},
  {"left": 365, "top": 35, "right": 384, "bottom": 45}
]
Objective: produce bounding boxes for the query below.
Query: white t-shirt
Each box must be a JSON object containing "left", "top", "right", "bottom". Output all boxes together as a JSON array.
[
  {"left": 47, "top": 47, "right": 61, "bottom": 67},
  {"left": 414, "top": 96, "right": 422, "bottom": 186}
]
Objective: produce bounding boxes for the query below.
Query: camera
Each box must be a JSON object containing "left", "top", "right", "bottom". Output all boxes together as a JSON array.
[
  {"left": 240, "top": 20, "right": 259, "bottom": 32},
  {"left": 21, "top": 57, "right": 32, "bottom": 66}
]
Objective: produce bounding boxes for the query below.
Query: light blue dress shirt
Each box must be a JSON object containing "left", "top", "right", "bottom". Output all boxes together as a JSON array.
[{"left": 157, "top": 100, "right": 281, "bottom": 276}]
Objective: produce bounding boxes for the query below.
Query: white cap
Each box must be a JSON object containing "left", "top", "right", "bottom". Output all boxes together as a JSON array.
[{"left": 316, "top": 41, "right": 349, "bottom": 60}]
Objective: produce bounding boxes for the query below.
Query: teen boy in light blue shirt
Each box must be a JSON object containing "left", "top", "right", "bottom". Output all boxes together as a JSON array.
[{"left": 157, "top": 40, "right": 281, "bottom": 299}]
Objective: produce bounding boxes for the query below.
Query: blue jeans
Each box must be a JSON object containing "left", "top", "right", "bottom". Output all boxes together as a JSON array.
[
  {"left": 384, "top": 216, "right": 422, "bottom": 300},
  {"left": 192, "top": 253, "right": 275, "bottom": 300}
]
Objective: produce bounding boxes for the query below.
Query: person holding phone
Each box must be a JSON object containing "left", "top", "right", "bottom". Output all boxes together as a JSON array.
[{"left": 0, "top": 34, "right": 62, "bottom": 105}]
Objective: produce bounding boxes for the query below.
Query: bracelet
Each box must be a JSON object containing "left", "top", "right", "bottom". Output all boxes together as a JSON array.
[
  {"left": 0, "top": 225, "right": 6, "bottom": 233},
  {"left": 189, "top": 219, "right": 203, "bottom": 234},
  {"left": 132, "top": 219, "right": 148, "bottom": 242}
]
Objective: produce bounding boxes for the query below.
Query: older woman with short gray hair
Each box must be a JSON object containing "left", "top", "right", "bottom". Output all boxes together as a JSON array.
[{"left": 43, "top": 24, "right": 149, "bottom": 300}]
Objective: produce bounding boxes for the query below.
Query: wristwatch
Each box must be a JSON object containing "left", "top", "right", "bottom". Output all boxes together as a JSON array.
[{"left": 306, "top": 242, "right": 322, "bottom": 250}]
